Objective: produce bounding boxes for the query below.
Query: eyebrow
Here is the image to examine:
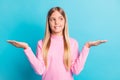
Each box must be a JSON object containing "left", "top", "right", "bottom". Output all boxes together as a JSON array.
[{"left": 50, "top": 16, "right": 64, "bottom": 18}]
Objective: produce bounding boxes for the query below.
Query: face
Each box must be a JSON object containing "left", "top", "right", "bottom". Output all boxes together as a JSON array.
[{"left": 49, "top": 11, "right": 65, "bottom": 36}]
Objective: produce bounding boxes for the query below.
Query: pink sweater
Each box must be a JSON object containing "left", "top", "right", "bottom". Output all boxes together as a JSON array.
[{"left": 24, "top": 35, "right": 89, "bottom": 80}]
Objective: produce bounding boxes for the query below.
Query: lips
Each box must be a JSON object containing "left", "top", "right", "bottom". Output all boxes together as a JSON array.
[{"left": 54, "top": 26, "right": 61, "bottom": 29}]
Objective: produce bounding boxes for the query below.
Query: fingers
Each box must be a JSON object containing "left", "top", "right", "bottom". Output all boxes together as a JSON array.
[
  {"left": 98, "top": 40, "right": 108, "bottom": 43},
  {"left": 7, "top": 40, "right": 19, "bottom": 46},
  {"left": 95, "top": 40, "right": 108, "bottom": 46},
  {"left": 7, "top": 40, "right": 21, "bottom": 48},
  {"left": 88, "top": 40, "right": 108, "bottom": 47},
  {"left": 7, "top": 40, "right": 29, "bottom": 49},
  {"left": 7, "top": 40, "right": 17, "bottom": 43},
  {"left": 7, "top": 40, "right": 17, "bottom": 42},
  {"left": 101, "top": 40, "right": 108, "bottom": 42}
]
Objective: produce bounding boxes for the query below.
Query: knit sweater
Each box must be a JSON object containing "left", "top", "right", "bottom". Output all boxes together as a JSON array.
[{"left": 24, "top": 35, "right": 90, "bottom": 80}]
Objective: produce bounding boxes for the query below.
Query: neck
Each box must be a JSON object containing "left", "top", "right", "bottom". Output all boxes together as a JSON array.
[
  {"left": 51, "top": 32, "right": 63, "bottom": 36},
  {"left": 51, "top": 33, "right": 63, "bottom": 39}
]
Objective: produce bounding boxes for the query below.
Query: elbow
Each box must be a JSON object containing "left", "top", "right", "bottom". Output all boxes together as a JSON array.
[
  {"left": 31, "top": 62, "right": 45, "bottom": 75},
  {"left": 72, "top": 66, "right": 84, "bottom": 75},
  {"left": 33, "top": 66, "right": 45, "bottom": 75},
  {"left": 35, "top": 69, "right": 44, "bottom": 75},
  {"left": 74, "top": 68, "right": 83, "bottom": 75},
  {"left": 35, "top": 71, "right": 43, "bottom": 75}
]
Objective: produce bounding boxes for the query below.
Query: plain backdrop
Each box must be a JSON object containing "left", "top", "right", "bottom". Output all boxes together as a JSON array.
[{"left": 0, "top": 0, "right": 120, "bottom": 80}]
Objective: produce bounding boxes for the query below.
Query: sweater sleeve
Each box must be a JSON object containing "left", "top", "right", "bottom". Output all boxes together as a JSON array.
[
  {"left": 70, "top": 40, "right": 90, "bottom": 75},
  {"left": 24, "top": 40, "right": 45, "bottom": 75}
]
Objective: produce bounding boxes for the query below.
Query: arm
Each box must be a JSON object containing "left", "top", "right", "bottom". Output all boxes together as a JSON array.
[
  {"left": 70, "top": 41, "right": 89, "bottom": 74},
  {"left": 7, "top": 40, "right": 45, "bottom": 75},
  {"left": 24, "top": 41, "right": 45, "bottom": 75},
  {"left": 70, "top": 40, "right": 107, "bottom": 74}
]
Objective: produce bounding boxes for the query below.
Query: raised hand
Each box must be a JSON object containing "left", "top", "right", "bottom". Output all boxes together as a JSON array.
[
  {"left": 7, "top": 40, "right": 29, "bottom": 49},
  {"left": 86, "top": 40, "right": 107, "bottom": 48}
]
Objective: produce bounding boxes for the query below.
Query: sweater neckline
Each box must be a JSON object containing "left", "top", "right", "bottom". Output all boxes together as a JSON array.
[{"left": 51, "top": 34, "right": 63, "bottom": 40}]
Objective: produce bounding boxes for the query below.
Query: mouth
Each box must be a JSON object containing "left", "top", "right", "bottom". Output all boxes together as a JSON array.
[{"left": 54, "top": 26, "right": 61, "bottom": 29}]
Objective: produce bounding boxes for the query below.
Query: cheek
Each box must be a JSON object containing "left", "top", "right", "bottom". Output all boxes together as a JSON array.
[
  {"left": 49, "top": 25, "right": 53, "bottom": 31},
  {"left": 61, "top": 21, "right": 65, "bottom": 27},
  {"left": 49, "top": 22, "right": 54, "bottom": 27},
  {"left": 49, "top": 24, "right": 55, "bottom": 32},
  {"left": 61, "top": 20, "right": 65, "bottom": 24}
]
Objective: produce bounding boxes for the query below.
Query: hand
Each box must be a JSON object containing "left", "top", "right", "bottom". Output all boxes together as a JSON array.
[
  {"left": 86, "top": 40, "right": 108, "bottom": 48},
  {"left": 7, "top": 40, "right": 29, "bottom": 49}
]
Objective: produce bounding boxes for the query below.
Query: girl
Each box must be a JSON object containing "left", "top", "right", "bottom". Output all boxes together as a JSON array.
[{"left": 7, "top": 7, "right": 107, "bottom": 80}]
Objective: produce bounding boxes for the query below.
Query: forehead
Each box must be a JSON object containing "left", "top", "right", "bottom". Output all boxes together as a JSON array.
[{"left": 50, "top": 11, "right": 63, "bottom": 18}]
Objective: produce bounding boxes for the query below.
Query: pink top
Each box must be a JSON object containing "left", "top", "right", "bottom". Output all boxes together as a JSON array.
[{"left": 24, "top": 35, "right": 90, "bottom": 80}]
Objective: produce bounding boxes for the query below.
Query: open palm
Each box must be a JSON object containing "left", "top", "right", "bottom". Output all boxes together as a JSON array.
[
  {"left": 7, "top": 40, "right": 29, "bottom": 49},
  {"left": 88, "top": 40, "right": 107, "bottom": 47}
]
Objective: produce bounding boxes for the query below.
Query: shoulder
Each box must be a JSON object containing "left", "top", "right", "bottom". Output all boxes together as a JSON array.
[
  {"left": 69, "top": 38, "right": 79, "bottom": 56},
  {"left": 37, "top": 39, "right": 43, "bottom": 47},
  {"left": 69, "top": 37, "right": 78, "bottom": 44},
  {"left": 69, "top": 37, "right": 79, "bottom": 47},
  {"left": 38, "top": 39, "right": 43, "bottom": 44}
]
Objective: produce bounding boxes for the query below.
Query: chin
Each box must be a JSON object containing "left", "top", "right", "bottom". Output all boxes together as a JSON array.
[{"left": 53, "top": 31, "right": 62, "bottom": 34}]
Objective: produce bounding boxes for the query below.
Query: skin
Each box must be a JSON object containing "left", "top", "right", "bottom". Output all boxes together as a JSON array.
[
  {"left": 49, "top": 11, "right": 65, "bottom": 36},
  {"left": 7, "top": 11, "right": 107, "bottom": 49}
]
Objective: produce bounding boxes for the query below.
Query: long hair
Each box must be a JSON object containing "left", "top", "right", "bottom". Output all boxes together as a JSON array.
[{"left": 42, "top": 7, "right": 71, "bottom": 70}]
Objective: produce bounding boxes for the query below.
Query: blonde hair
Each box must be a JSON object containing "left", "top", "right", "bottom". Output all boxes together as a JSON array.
[{"left": 42, "top": 7, "right": 71, "bottom": 70}]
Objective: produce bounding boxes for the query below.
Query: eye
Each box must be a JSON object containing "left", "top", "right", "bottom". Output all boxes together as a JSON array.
[
  {"left": 59, "top": 17, "right": 64, "bottom": 20},
  {"left": 60, "top": 18, "right": 63, "bottom": 20},
  {"left": 49, "top": 18, "right": 55, "bottom": 21}
]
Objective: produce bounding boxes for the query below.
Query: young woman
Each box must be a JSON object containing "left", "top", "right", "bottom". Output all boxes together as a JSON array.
[{"left": 7, "top": 7, "right": 107, "bottom": 80}]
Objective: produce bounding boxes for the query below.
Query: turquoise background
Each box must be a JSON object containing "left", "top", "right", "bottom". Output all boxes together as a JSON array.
[{"left": 0, "top": 0, "right": 120, "bottom": 80}]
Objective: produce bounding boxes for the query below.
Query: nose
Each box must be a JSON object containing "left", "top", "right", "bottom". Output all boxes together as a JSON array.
[{"left": 55, "top": 19, "right": 59, "bottom": 25}]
